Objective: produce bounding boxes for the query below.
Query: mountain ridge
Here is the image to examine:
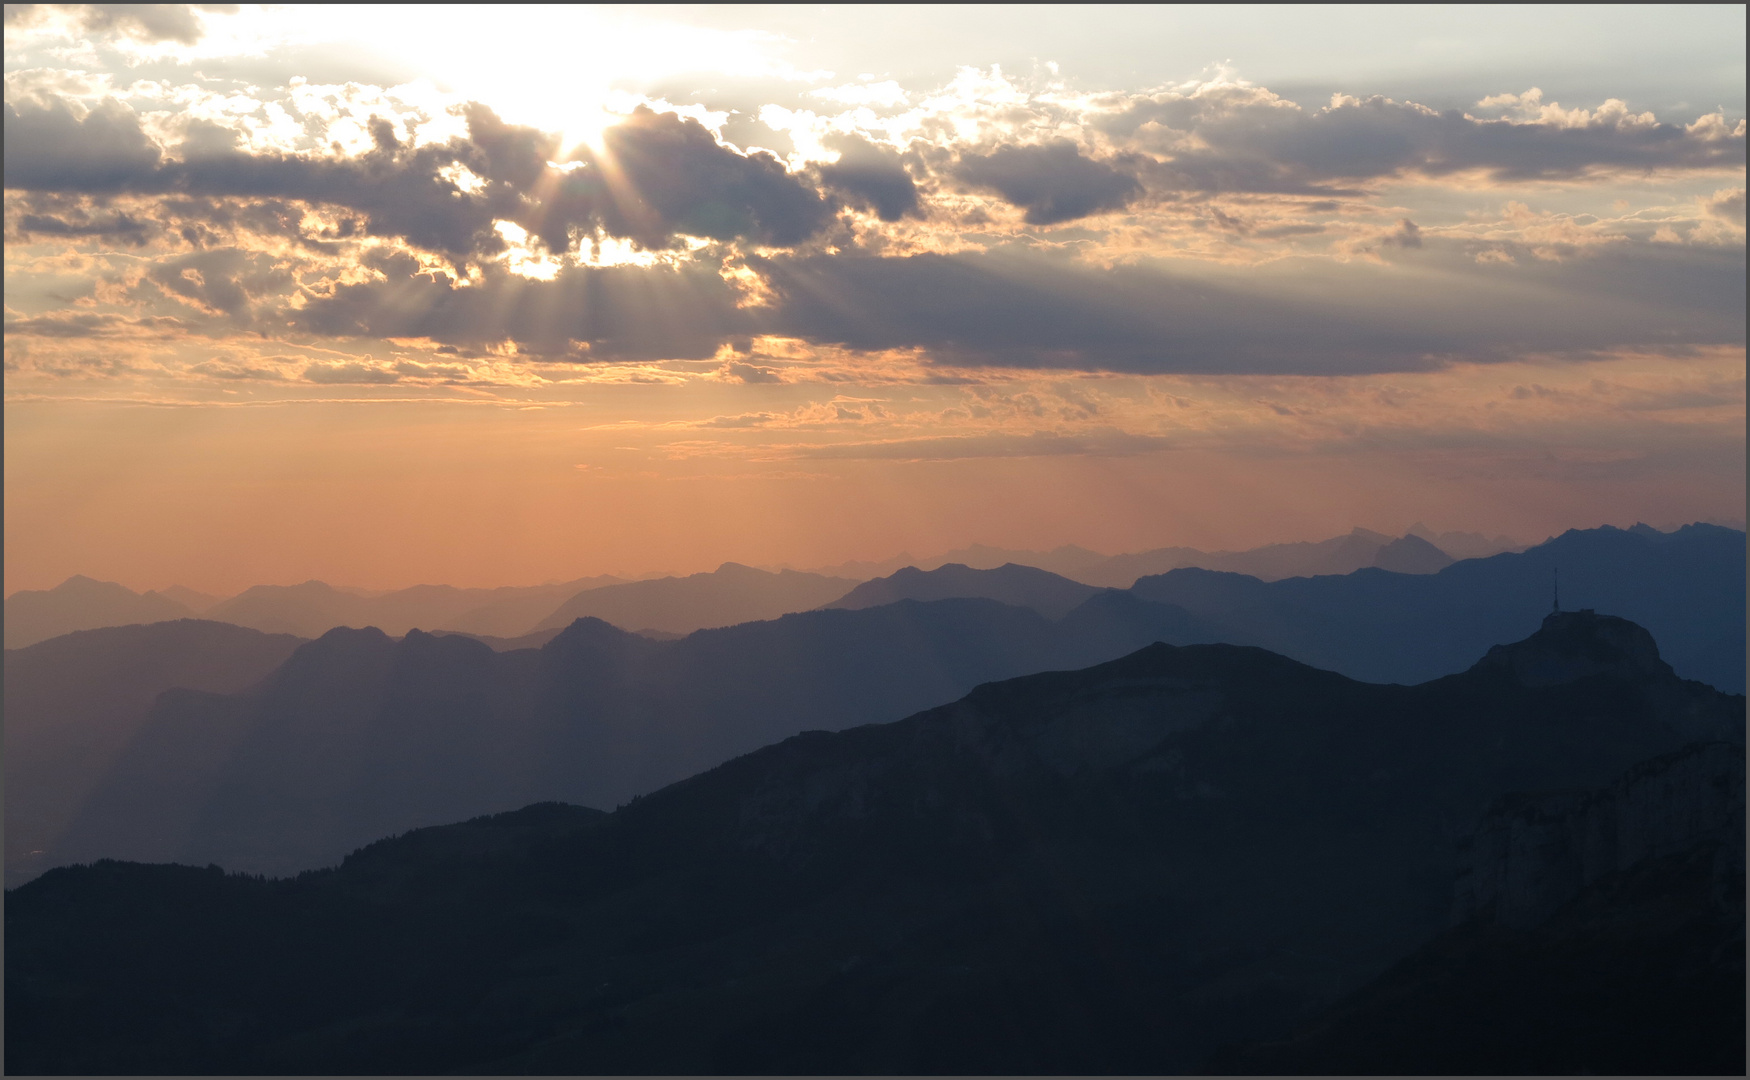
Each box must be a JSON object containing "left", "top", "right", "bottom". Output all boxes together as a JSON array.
[{"left": 8, "top": 611, "right": 1740, "bottom": 1074}]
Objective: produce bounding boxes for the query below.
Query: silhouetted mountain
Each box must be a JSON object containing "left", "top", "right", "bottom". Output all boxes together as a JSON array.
[
  {"left": 798, "top": 529, "right": 1517, "bottom": 589},
  {"left": 44, "top": 596, "right": 1227, "bottom": 878},
  {"left": 1370, "top": 533, "right": 1453, "bottom": 573},
  {"left": 1129, "top": 523, "right": 1746, "bottom": 693},
  {"left": 7, "top": 613, "right": 1740, "bottom": 1075},
  {"left": 429, "top": 627, "right": 567, "bottom": 651},
  {"left": 4, "top": 620, "right": 306, "bottom": 888},
  {"left": 822, "top": 562, "right": 1104, "bottom": 618},
  {"left": 927, "top": 542, "right": 1112, "bottom": 580},
  {"left": 533, "top": 562, "right": 858, "bottom": 635},
  {"left": 203, "top": 576, "right": 627, "bottom": 639},
  {"left": 1211, "top": 740, "right": 1745, "bottom": 1074},
  {"left": 1079, "top": 527, "right": 1408, "bottom": 587},
  {"left": 794, "top": 543, "right": 1111, "bottom": 581},
  {"left": 4, "top": 575, "right": 195, "bottom": 649},
  {"left": 155, "top": 585, "right": 221, "bottom": 614},
  {"left": 1406, "top": 522, "right": 1524, "bottom": 561}
]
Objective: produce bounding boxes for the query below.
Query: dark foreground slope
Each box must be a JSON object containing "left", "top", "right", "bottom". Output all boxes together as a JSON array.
[
  {"left": 3, "top": 620, "right": 307, "bottom": 888},
  {"left": 8, "top": 611, "right": 1741, "bottom": 1075},
  {"left": 1212, "top": 740, "right": 1745, "bottom": 1075},
  {"left": 44, "top": 595, "right": 1223, "bottom": 878}
]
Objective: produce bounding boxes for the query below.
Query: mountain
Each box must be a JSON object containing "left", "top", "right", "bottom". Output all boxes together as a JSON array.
[
  {"left": 794, "top": 543, "right": 1111, "bottom": 581},
  {"left": 821, "top": 562, "right": 1104, "bottom": 619},
  {"left": 40, "top": 595, "right": 1226, "bottom": 879},
  {"left": 3, "top": 620, "right": 307, "bottom": 888},
  {"left": 1406, "top": 522, "right": 1524, "bottom": 561},
  {"left": 1212, "top": 740, "right": 1745, "bottom": 1074},
  {"left": 532, "top": 562, "right": 859, "bottom": 635},
  {"left": 1129, "top": 523, "right": 1746, "bottom": 693},
  {"left": 3, "top": 575, "right": 195, "bottom": 649},
  {"left": 155, "top": 585, "right": 221, "bottom": 614},
  {"left": 1077, "top": 527, "right": 1417, "bottom": 587},
  {"left": 1370, "top": 533, "right": 1453, "bottom": 574},
  {"left": 7, "top": 612, "right": 1740, "bottom": 1074},
  {"left": 429, "top": 626, "right": 567, "bottom": 651},
  {"left": 203, "top": 576, "right": 627, "bottom": 639}
]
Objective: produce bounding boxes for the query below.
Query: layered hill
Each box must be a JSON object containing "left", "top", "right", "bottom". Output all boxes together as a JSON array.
[
  {"left": 36, "top": 594, "right": 1224, "bottom": 879},
  {"left": 3, "top": 575, "right": 195, "bottom": 649},
  {"left": 533, "top": 562, "right": 858, "bottom": 635},
  {"left": 1131, "top": 522, "right": 1745, "bottom": 692},
  {"left": 7, "top": 612, "right": 1740, "bottom": 1074},
  {"left": 3, "top": 621, "right": 307, "bottom": 888},
  {"left": 820, "top": 562, "right": 1104, "bottom": 618},
  {"left": 205, "top": 575, "right": 628, "bottom": 639}
]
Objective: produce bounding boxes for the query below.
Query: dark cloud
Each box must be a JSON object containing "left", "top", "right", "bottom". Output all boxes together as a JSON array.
[
  {"left": 816, "top": 133, "right": 920, "bottom": 222},
  {"left": 1702, "top": 187, "right": 1745, "bottom": 225},
  {"left": 566, "top": 106, "right": 834, "bottom": 249},
  {"left": 751, "top": 241, "right": 1744, "bottom": 374},
  {"left": 2, "top": 96, "right": 165, "bottom": 191},
  {"left": 1380, "top": 219, "right": 1422, "bottom": 248},
  {"left": 295, "top": 260, "right": 752, "bottom": 362},
  {"left": 3, "top": 311, "right": 188, "bottom": 337},
  {"left": 956, "top": 140, "right": 1141, "bottom": 224},
  {"left": 4, "top": 3, "right": 231, "bottom": 44},
  {"left": 725, "top": 361, "right": 783, "bottom": 383},
  {"left": 12, "top": 202, "right": 154, "bottom": 245},
  {"left": 145, "top": 247, "right": 291, "bottom": 320},
  {"left": 3, "top": 97, "right": 840, "bottom": 261},
  {"left": 1102, "top": 90, "right": 1747, "bottom": 191},
  {"left": 283, "top": 237, "right": 1743, "bottom": 377}
]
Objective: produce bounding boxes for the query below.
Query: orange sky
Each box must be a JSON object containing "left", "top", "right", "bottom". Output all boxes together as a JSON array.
[{"left": 3, "top": 6, "right": 1744, "bottom": 594}]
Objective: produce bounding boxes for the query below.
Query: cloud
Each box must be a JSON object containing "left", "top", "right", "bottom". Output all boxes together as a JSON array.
[
  {"left": 303, "top": 360, "right": 401, "bottom": 384},
  {"left": 816, "top": 133, "right": 920, "bottom": 222},
  {"left": 957, "top": 139, "right": 1141, "bottom": 224},
  {"left": 295, "top": 260, "right": 751, "bottom": 361},
  {"left": 791, "top": 428, "right": 1176, "bottom": 461},
  {"left": 3, "top": 3, "right": 227, "bottom": 45},
  {"left": 1701, "top": 186, "right": 1746, "bottom": 226},
  {"left": 2, "top": 97, "right": 841, "bottom": 262},
  {"left": 1100, "top": 83, "right": 1746, "bottom": 190},
  {"left": 753, "top": 242, "right": 1744, "bottom": 375},
  {"left": 575, "top": 105, "right": 835, "bottom": 249},
  {"left": 3, "top": 311, "right": 190, "bottom": 338},
  {"left": 724, "top": 361, "right": 783, "bottom": 383},
  {"left": 2, "top": 96, "right": 165, "bottom": 191}
]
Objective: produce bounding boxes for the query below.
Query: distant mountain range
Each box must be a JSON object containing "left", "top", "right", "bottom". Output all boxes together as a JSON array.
[
  {"left": 532, "top": 562, "right": 857, "bottom": 635},
  {"left": 4, "top": 524, "right": 1520, "bottom": 647},
  {"left": 821, "top": 562, "right": 1102, "bottom": 619},
  {"left": 27, "top": 596, "right": 1224, "bottom": 881},
  {"left": 3, "top": 575, "right": 196, "bottom": 649},
  {"left": 3, "top": 621, "right": 306, "bottom": 888},
  {"left": 7, "top": 611, "right": 1741, "bottom": 1074},
  {"left": 7, "top": 522, "right": 1742, "bottom": 888},
  {"left": 796, "top": 522, "right": 1513, "bottom": 586},
  {"left": 1128, "top": 522, "right": 1745, "bottom": 693}
]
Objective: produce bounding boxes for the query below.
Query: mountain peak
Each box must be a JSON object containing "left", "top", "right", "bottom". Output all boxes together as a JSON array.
[{"left": 1471, "top": 609, "right": 1674, "bottom": 687}]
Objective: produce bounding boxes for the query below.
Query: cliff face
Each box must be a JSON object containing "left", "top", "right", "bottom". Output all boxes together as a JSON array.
[
  {"left": 1211, "top": 738, "right": 1747, "bottom": 1076},
  {"left": 1453, "top": 741, "right": 1745, "bottom": 929}
]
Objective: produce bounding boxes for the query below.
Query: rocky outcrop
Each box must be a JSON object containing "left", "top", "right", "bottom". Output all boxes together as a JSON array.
[
  {"left": 1453, "top": 740, "right": 1745, "bottom": 929},
  {"left": 1471, "top": 608, "right": 1675, "bottom": 687}
]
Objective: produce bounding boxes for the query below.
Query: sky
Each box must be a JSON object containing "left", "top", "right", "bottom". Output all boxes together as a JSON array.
[{"left": 3, "top": 3, "right": 1745, "bottom": 593}]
